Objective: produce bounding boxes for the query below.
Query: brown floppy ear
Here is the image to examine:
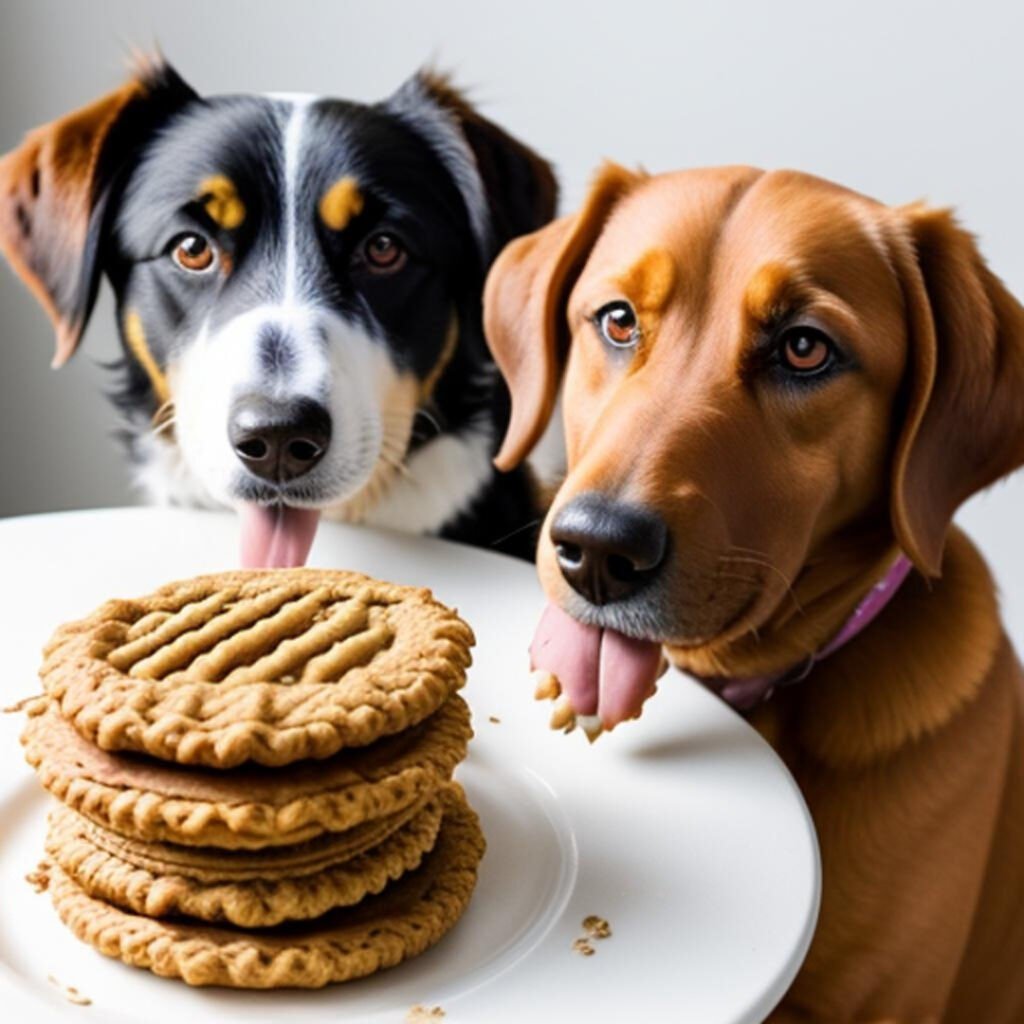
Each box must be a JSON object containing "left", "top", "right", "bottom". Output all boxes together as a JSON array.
[
  {"left": 890, "top": 205, "right": 1024, "bottom": 576},
  {"left": 484, "top": 162, "right": 642, "bottom": 470},
  {"left": 0, "top": 58, "right": 196, "bottom": 366}
]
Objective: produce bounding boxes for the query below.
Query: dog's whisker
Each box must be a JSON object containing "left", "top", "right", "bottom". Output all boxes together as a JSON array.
[
  {"left": 151, "top": 398, "right": 175, "bottom": 422},
  {"left": 718, "top": 549, "right": 805, "bottom": 618},
  {"left": 151, "top": 416, "right": 177, "bottom": 438},
  {"left": 378, "top": 449, "right": 414, "bottom": 480},
  {"left": 489, "top": 517, "right": 542, "bottom": 548},
  {"left": 719, "top": 552, "right": 792, "bottom": 585},
  {"left": 149, "top": 399, "right": 177, "bottom": 439},
  {"left": 414, "top": 407, "right": 444, "bottom": 436}
]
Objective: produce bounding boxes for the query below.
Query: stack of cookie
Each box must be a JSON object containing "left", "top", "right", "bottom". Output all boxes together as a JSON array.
[{"left": 19, "top": 568, "right": 485, "bottom": 988}]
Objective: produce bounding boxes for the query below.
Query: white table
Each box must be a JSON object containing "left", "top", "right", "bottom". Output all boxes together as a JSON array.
[{"left": 0, "top": 508, "right": 819, "bottom": 1024}]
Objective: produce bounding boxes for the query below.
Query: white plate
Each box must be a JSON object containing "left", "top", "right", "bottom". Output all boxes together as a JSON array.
[{"left": 0, "top": 509, "right": 819, "bottom": 1024}]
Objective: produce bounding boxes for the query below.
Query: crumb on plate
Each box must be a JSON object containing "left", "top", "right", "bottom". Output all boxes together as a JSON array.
[
  {"left": 26, "top": 860, "right": 51, "bottom": 893},
  {"left": 406, "top": 1004, "right": 445, "bottom": 1023},
  {"left": 47, "top": 974, "right": 92, "bottom": 1006},
  {"left": 583, "top": 914, "right": 612, "bottom": 939}
]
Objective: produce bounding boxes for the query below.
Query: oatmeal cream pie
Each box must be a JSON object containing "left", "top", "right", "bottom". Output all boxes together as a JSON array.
[
  {"left": 46, "top": 786, "right": 486, "bottom": 989},
  {"left": 38, "top": 568, "right": 475, "bottom": 768},
  {"left": 45, "top": 792, "right": 446, "bottom": 928},
  {"left": 22, "top": 694, "right": 471, "bottom": 848}
]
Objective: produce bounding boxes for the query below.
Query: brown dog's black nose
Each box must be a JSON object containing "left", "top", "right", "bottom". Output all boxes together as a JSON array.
[
  {"left": 228, "top": 396, "right": 331, "bottom": 483},
  {"left": 550, "top": 493, "right": 668, "bottom": 605}
]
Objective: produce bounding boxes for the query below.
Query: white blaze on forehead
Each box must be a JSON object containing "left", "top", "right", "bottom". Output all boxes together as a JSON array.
[
  {"left": 280, "top": 97, "right": 315, "bottom": 305},
  {"left": 264, "top": 91, "right": 319, "bottom": 103}
]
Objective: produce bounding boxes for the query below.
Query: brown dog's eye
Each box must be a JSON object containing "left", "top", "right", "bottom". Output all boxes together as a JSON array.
[
  {"left": 172, "top": 233, "right": 216, "bottom": 273},
  {"left": 596, "top": 301, "right": 640, "bottom": 348},
  {"left": 364, "top": 232, "right": 407, "bottom": 273},
  {"left": 778, "top": 327, "right": 834, "bottom": 374}
]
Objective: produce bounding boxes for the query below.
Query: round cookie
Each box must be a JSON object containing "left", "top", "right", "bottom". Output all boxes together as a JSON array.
[
  {"left": 50, "top": 796, "right": 438, "bottom": 883},
  {"left": 46, "top": 795, "right": 445, "bottom": 928},
  {"left": 39, "top": 568, "right": 475, "bottom": 768},
  {"left": 22, "top": 695, "right": 471, "bottom": 848},
  {"left": 46, "top": 787, "right": 486, "bottom": 989}
]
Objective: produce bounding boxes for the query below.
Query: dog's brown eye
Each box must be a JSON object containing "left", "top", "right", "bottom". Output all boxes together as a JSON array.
[
  {"left": 779, "top": 327, "right": 833, "bottom": 373},
  {"left": 596, "top": 301, "right": 640, "bottom": 348},
  {"left": 172, "top": 233, "right": 215, "bottom": 273},
  {"left": 364, "top": 232, "right": 406, "bottom": 273}
]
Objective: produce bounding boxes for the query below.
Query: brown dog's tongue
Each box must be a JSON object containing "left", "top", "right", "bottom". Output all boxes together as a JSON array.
[
  {"left": 530, "top": 602, "right": 663, "bottom": 730},
  {"left": 239, "top": 503, "right": 321, "bottom": 568}
]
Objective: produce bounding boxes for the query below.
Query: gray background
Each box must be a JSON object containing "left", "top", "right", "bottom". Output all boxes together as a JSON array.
[{"left": 0, "top": 0, "right": 1021, "bottom": 629}]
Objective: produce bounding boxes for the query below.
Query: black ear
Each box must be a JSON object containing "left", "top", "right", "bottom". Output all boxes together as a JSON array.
[
  {"left": 0, "top": 55, "right": 197, "bottom": 366},
  {"left": 383, "top": 69, "right": 558, "bottom": 262}
]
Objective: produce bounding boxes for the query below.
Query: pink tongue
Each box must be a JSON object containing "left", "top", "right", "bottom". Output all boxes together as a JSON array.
[
  {"left": 530, "top": 603, "right": 602, "bottom": 714},
  {"left": 239, "top": 503, "right": 321, "bottom": 568},
  {"left": 530, "top": 602, "right": 663, "bottom": 730}
]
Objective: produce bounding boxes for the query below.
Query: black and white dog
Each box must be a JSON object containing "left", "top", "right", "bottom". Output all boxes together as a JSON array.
[{"left": 0, "top": 58, "right": 556, "bottom": 564}]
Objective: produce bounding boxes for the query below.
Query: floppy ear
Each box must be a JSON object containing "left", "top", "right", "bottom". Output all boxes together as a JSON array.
[
  {"left": 0, "top": 57, "right": 197, "bottom": 367},
  {"left": 383, "top": 69, "right": 558, "bottom": 259},
  {"left": 483, "top": 162, "right": 641, "bottom": 471},
  {"left": 890, "top": 204, "right": 1024, "bottom": 576}
]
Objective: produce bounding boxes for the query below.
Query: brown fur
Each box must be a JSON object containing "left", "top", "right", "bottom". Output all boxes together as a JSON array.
[
  {"left": 484, "top": 163, "right": 1024, "bottom": 1021},
  {"left": 0, "top": 78, "right": 145, "bottom": 366}
]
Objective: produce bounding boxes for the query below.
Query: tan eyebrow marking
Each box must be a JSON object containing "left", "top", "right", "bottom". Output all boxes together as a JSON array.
[
  {"left": 123, "top": 310, "right": 170, "bottom": 405},
  {"left": 198, "top": 175, "right": 245, "bottom": 230},
  {"left": 743, "top": 261, "right": 805, "bottom": 324},
  {"left": 615, "top": 248, "right": 676, "bottom": 313},
  {"left": 319, "top": 176, "right": 364, "bottom": 231}
]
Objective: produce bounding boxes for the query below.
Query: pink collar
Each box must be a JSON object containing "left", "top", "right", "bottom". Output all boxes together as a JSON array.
[{"left": 702, "top": 555, "right": 914, "bottom": 711}]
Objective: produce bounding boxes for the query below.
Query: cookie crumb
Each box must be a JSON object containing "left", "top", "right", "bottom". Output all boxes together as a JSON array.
[
  {"left": 47, "top": 975, "right": 91, "bottom": 1006},
  {"left": 66, "top": 987, "right": 92, "bottom": 1007},
  {"left": 26, "top": 860, "right": 51, "bottom": 893},
  {"left": 488, "top": 715, "right": 501, "bottom": 724},
  {"left": 572, "top": 937, "right": 595, "bottom": 956},
  {"left": 582, "top": 914, "right": 612, "bottom": 939},
  {"left": 532, "top": 670, "right": 561, "bottom": 701},
  {"left": 3, "top": 695, "right": 39, "bottom": 715},
  {"left": 577, "top": 715, "right": 604, "bottom": 743},
  {"left": 550, "top": 696, "right": 576, "bottom": 732},
  {"left": 406, "top": 1005, "right": 445, "bottom": 1023}
]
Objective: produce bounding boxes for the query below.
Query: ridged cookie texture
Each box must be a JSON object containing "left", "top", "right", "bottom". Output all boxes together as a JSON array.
[
  {"left": 39, "top": 569, "right": 475, "bottom": 768},
  {"left": 47, "top": 795, "right": 446, "bottom": 928},
  {"left": 22, "top": 695, "right": 471, "bottom": 848},
  {"left": 47, "top": 787, "right": 486, "bottom": 988}
]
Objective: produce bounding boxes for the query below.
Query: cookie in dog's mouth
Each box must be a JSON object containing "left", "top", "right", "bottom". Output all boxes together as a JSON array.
[
  {"left": 530, "top": 602, "right": 664, "bottom": 732},
  {"left": 239, "top": 502, "right": 322, "bottom": 568}
]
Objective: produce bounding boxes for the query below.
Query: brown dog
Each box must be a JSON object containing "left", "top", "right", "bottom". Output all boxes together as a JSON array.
[{"left": 484, "top": 163, "right": 1024, "bottom": 1022}]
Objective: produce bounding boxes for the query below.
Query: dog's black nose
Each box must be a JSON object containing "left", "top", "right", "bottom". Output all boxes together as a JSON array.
[
  {"left": 550, "top": 493, "right": 668, "bottom": 605},
  {"left": 228, "top": 396, "right": 331, "bottom": 483}
]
